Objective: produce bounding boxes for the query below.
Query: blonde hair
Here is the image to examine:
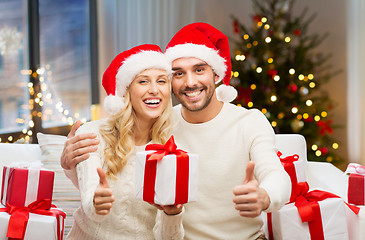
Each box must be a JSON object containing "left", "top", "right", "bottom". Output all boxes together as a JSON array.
[{"left": 99, "top": 88, "right": 173, "bottom": 178}]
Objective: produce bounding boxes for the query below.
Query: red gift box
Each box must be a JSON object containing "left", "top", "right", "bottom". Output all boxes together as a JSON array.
[
  {"left": 345, "top": 163, "right": 365, "bottom": 205},
  {"left": 348, "top": 173, "right": 365, "bottom": 205},
  {"left": 1, "top": 164, "right": 54, "bottom": 208}
]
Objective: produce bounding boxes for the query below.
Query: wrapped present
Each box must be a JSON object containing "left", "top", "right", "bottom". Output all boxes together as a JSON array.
[
  {"left": 278, "top": 151, "right": 306, "bottom": 202},
  {"left": 0, "top": 200, "right": 66, "bottom": 240},
  {"left": 1, "top": 162, "right": 55, "bottom": 208},
  {"left": 135, "top": 136, "right": 198, "bottom": 205},
  {"left": 345, "top": 163, "right": 365, "bottom": 205},
  {"left": 264, "top": 182, "right": 360, "bottom": 240}
]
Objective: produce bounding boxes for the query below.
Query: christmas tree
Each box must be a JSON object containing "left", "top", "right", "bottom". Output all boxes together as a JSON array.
[{"left": 230, "top": 0, "right": 342, "bottom": 164}]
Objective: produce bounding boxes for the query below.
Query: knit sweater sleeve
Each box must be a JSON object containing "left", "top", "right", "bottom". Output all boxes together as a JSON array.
[
  {"left": 153, "top": 207, "right": 185, "bottom": 240},
  {"left": 75, "top": 121, "right": 108, "bottom": 222},
  {"left": 246, "top": 110, "right": 291, "bottom": 212}
]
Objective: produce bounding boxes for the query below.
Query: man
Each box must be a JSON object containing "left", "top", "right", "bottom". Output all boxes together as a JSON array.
[{"left": 62, "top": 23, "right": 290, "bottom": 240}]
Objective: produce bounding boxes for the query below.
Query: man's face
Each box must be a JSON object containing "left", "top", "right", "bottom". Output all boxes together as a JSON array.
[{"left": 171, "top": 57, "right": 218, "bottom": 112}]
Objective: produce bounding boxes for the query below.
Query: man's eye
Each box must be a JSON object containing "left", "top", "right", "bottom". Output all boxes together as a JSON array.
[
  {"left": 173, "top": 72, "right": 183, "bottom": 76},
  {"left": 196, "top": 68, "right": 204, "bottom": 73}
]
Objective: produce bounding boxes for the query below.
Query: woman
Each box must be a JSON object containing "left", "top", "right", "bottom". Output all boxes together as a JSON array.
[{"left": 66, "top": 44, "right": 183, "bottom": 239}]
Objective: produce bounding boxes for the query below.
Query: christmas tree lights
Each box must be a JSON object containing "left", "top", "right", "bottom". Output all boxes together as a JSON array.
[{"left": 231, "top": 0, "right": 342, "bottom": 163}]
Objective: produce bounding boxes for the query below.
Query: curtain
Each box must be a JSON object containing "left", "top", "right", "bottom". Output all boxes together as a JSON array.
[{"left": 347, "top": 0, "right": 365, "bottom": 164}]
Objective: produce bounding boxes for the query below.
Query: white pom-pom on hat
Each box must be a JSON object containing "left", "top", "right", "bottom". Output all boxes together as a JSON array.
[
  {"left": 216, "top": 84, "right": 238, "bottom": 103},
  {"left": 104, "top": 95, "right": 125, "bottom": 116},
  {"left": 102, "top": 44, "right": 171, "bottom": 115}
]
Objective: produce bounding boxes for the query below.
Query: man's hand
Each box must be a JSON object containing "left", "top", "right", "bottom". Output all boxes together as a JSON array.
[
  {"left": 94, "top": 168, "right": 115, "bottom": 215},
  {"left": 151, "top": 203, "right": 184, "bottom": 215},
  {"left": 232, "top": 161, "right": 270, "bottom": 218},
  {"left": 61, "top": 120, "right": 100, "bottom": 170}
]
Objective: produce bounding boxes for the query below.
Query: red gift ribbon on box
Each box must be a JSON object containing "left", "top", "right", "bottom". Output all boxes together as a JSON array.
[
  {"left": 267, "top": 182, "right": 360, "bottom": 240},
  {"left": 277, "top": 151, "right": 301, "bottom": 202},
  {"left": 143, "top": 136, "right": 190, "bottom": 204},
  {"left": 0, "top": 199, "right": 66, "bottom": 240}
]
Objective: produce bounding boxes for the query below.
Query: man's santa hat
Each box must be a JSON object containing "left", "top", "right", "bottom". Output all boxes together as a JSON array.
[
  {"left": 165, "top": 22, "right": 237, "bottom": 102},
  {"left": 102, "top": 44, "right": 171, "bottom": 115}
]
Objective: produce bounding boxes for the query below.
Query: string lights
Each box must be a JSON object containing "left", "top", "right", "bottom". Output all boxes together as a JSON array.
[{"left": 2, "top": 66, "right": 86, "bottom": 143}]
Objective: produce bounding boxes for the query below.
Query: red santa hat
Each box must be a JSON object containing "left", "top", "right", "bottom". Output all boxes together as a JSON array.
[
  {"left": 102, "top": 44, "right": 171, "bottom": 115},
  {"left": 165, "top": 22, "right": 237, "bottom": 102}
]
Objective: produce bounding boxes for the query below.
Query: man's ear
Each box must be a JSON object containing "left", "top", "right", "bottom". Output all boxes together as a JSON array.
[{"left": 214, "top": 73, "right": 220, "bottom": 83}]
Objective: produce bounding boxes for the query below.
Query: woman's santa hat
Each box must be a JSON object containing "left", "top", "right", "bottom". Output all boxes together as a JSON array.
[
  {"left": 102, "top": 44, "right": 171, "bottom": 115},
  {"left": 165, "top": 22, "right": 237, "bottom": 102}
]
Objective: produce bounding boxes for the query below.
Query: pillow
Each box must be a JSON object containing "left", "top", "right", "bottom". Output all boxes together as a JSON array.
[
  {"left": 37, "top": 132, "right": 80, "bottom": 236},
  {"left": 0, "top": 143, "right": 42, "bottom": 182}
]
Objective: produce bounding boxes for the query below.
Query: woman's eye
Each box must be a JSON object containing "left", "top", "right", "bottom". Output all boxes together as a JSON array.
[{"left": 139, "top": 80, "right": 148, "bottom": 84}]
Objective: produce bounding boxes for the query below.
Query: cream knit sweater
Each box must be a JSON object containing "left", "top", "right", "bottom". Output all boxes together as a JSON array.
[
  {"left": 65, "top": 119, "right": 183, "bottom": 240},
  {"left": 172, "top": 103, "right": 291, "bottom": 240}
]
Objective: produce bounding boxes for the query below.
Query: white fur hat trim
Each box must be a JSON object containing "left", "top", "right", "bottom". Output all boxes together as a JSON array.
[
  {"left": 115, "top": 51, "right": 172, "bottom": 97},
  {"left": 165, "top": 43, "right": 227, "bottom": 83}
]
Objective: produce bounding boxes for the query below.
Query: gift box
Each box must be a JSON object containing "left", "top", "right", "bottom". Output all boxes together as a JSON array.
[
  {"left": 278, "top": 151, "right": 306, "bottom": 202},
  {"left": 1, "top": 162, "right": 54, "bottom": 208},
  {"left": 0, "top": 202, "right": 65, "bottom": 240},
  {"left": 264, "top": 198, "right": 349, "bottom": 240},
  {"left": 345, "top": 163, "right": 365, "bottom": 205},
  {"left": 135, "top": 136, "right": 198, "bottom": 205}
]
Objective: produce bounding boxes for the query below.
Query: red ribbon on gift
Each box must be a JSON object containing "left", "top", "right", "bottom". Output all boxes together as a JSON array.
[
  {"left": 267, "top": 182, "right": 360, "bottom": 240},
  {"left": 143, "top": 136, "right": 190, "bottom": 204},
  {"left": 0, "top": 199, "right": 66, "bottom": 240},
  {"left": 277, "top": 151, "right": 301, "bottom": 202}
]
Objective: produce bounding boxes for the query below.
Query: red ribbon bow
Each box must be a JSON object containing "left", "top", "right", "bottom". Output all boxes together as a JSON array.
[
  {"left": 294, "top": 183, "right": 359, "bottom": 240},
  {"left": 143, "top": 136, "right": 190, "bottom": 204},
  {"left": 0, "top": 199, "right": 66, "bottom": 240}
]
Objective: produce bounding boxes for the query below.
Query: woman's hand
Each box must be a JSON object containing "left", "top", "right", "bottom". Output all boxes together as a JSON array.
[
  {"left": 93, "top": 168, "right": 115, "bottom": 215},
  {"left": 151, "top": 203, "right": 184, "bottom": 215}
]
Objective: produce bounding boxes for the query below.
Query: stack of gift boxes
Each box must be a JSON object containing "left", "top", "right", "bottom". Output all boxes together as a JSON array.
[
  {"left": 0, "top": 162, "right": 66, "bottom": 240},
  {"left": 263, "top": 152, "right": 362, "bottom": 240}
]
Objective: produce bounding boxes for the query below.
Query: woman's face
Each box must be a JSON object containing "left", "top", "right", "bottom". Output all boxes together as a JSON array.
[{"left": 129, "top": 68, "right": 171, "bottom": 123}]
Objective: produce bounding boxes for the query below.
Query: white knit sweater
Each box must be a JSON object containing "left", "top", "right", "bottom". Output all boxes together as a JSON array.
[
  {"left": 172, "top": 103, "right": 291, "bottom": 240},
  {"left": 65, "top": 119, "right": 183, "bottom": 240}
]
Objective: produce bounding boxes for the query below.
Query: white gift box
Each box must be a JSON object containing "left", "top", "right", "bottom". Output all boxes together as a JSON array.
[
  {"left": 135, "top": 150, "right": 198, "bottom": 205},
  {"left": 263, "top": 198, "right": 349, "bottom": 240},
  {"left": 0, "top": 206, "right": 65, "bottom": 240}
]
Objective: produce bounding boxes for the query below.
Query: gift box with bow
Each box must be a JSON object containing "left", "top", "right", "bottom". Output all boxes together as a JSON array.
[
  {"left": 277, "top": 151, "right": 306, "bottom": 202},
  {"left": 1, "top": 162, "right": 54, "bottom": 208},
  {"left": 345, "top": 163, "right": 365, "bottom": 205},
  {"left": 135, "top": 136, "right": 199, "bottom": 205},
  {"left": 0, "top": 199, "right": 66, "bottom": 240},
  {"left": 264, "top": 182, "right": 360, "bottom": 240}
]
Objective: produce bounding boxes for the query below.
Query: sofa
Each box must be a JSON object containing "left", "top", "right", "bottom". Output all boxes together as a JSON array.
[{"left": 0, "top": 133, "right": 363, "bottom": 239}]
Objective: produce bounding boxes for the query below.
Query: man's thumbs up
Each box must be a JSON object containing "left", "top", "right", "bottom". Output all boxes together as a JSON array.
[
  {"left": 232, "top": 161, "right": 270, "bottom": 218},
  {"left": 94, "top": 168, "right": 115, "bottom": 215},
  {"left": 243, "top": 161, "right": 255, "bottom": 184}
]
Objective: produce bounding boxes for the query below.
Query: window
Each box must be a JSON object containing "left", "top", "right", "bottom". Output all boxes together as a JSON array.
[{"left": 0, "top": 0, "right": 98, "bottom": 143}]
